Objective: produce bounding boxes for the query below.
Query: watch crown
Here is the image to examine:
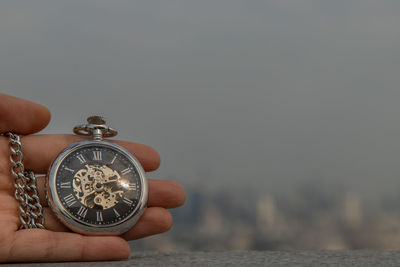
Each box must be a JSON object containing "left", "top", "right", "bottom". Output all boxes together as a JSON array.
[
  {"left": 87, "top": 116, "right": 106, "bottom": 125},
  {"left": 74, "top": 115, "right": 117, "bottom": 140}
]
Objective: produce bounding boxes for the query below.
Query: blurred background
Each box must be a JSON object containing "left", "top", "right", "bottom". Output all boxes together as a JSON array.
[{"left": 2, "top": 0, "right": 400, "bottom": 250}]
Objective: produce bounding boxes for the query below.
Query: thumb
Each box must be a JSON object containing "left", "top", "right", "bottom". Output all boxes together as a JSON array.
[{"left": 0, "top": 94, "right": 50, "bottom": 135}]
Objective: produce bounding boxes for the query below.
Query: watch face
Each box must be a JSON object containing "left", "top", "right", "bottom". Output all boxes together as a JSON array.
[{"left": 48, "top": 141, "right": 146, "bottom": 231}]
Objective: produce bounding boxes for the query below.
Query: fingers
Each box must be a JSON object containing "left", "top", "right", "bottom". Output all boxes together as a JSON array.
[
  {"left": 37, "top": 177, "right": 185, "bottom": 209},
  {"left": 21, "top": 134, "right": 161, "bottom": 173},
  {"left": 8, "top": 230, "right": 130, "bottom": 262},
  {"left": 122, "top": 207, "right": 172, "bottom": 240},
  {"left": 0, "top": 94, "right": 50, "bottom": 135},
  {"left": 42, "top": 207, "right": 173, "bottom": 242},
  {"left": 148, "top": 180, "right": 186, "bottom": 208}
]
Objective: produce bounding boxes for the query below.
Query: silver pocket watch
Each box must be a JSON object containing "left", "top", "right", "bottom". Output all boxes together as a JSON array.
[{"left": 46, "top": 116, "right": 148, "bottom": 235}]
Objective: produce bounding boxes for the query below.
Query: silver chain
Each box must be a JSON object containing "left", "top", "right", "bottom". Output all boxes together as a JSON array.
[{"left": 6, "top": 133, "right": 45, "bottom": 229}]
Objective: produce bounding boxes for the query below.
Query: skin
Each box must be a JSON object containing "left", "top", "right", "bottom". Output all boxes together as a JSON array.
[{"left": 0, "top": 94, "right": 186, "bottom": 262}]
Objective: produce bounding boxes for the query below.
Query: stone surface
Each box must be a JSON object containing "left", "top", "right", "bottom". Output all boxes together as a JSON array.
[{"left": 4, "top": 250, "right": 400, "bottom": 266}]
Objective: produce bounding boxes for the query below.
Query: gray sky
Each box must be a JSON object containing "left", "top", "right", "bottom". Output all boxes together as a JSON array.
[{"left": 1, "top": 0, "right": 400, "bottom": 197}]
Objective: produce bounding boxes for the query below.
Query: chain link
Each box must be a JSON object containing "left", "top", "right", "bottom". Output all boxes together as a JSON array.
[{"left": 5, "top": 133, "right": 45, "bottom": 229}]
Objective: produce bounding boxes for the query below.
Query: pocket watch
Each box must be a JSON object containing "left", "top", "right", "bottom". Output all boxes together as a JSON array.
[{"left": 46, "top": 116, "right": 148, "bottom": 235}]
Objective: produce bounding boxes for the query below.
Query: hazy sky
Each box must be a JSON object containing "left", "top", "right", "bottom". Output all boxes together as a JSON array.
[{"left": 1, "top": 1, "right": 400, "bottom": 197}]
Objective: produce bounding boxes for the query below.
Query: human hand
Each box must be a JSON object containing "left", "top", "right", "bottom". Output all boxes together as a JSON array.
[{"left": 0, "top": 94, "right": 185, "bottom": 262}]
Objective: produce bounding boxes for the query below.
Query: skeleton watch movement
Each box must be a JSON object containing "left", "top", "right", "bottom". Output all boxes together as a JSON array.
[{"left": 46, "top": 116, "right": 148, "bottom": 235}]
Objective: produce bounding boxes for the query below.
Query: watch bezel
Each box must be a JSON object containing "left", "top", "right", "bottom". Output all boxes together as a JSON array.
[{"left": 46, "top": 140, "right": 148, "bottom": 235}]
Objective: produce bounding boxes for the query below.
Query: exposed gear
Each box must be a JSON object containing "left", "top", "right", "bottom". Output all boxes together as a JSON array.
[{"left": 73, "top": 164, "right": 123, "bottom": 209}]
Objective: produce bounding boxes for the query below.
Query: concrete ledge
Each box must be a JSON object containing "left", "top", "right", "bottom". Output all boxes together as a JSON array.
[{"left": 4, "top": 250, "right": 400, "bottom": 266}]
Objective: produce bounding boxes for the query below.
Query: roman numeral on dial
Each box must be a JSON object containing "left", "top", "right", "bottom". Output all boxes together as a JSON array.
[
  {"left": 77, "top": 206, "right": 88, "bottom": 218},
  {"left": 121, "top": 168, "right": 132, "bottom": 175},
  {"left": 113, "top": 208, "right": 120, "bottom": 217},
  {"left": 76, "top": 154, "right": 86, "bottom": 164},
  {"left": 110, "top": 155, "right": 117, "bottom": 164},
  {"left": 60, "top": 182, "right": 71, "bottom": 189},
  {"left": 122, "top": 197, "right": 133, "bottom": 206},
  {"left": 64, "top": 194, "right": 77, "bottom": 207},
  {"left": 64, "top": 167, "right": 75, "bottom": 174},
  {"left": 92, "top": 151, "right": 102, "bottom": 161},
  {"left": 96, "top": 211, "right": 103, "bottom": 222},
  {"left": 128, "top": 183, "right": 137, "bottom": 190}
]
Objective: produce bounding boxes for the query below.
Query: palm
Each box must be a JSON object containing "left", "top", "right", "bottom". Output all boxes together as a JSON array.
[{"left": 0, "top": 94, "right": 185, "bottom": 262}]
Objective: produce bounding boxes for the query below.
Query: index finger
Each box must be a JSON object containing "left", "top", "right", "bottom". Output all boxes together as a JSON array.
[
  {"left": 21, "top": 134, "right": 161, "bottom": 173},
  {"left": 0, "top": 94, "right": 50, "bottom": 135}
]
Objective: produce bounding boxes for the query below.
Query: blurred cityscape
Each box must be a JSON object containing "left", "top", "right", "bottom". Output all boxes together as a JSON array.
[{"left": 134, "top": 180, "right": 400, "bottom": 251}]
